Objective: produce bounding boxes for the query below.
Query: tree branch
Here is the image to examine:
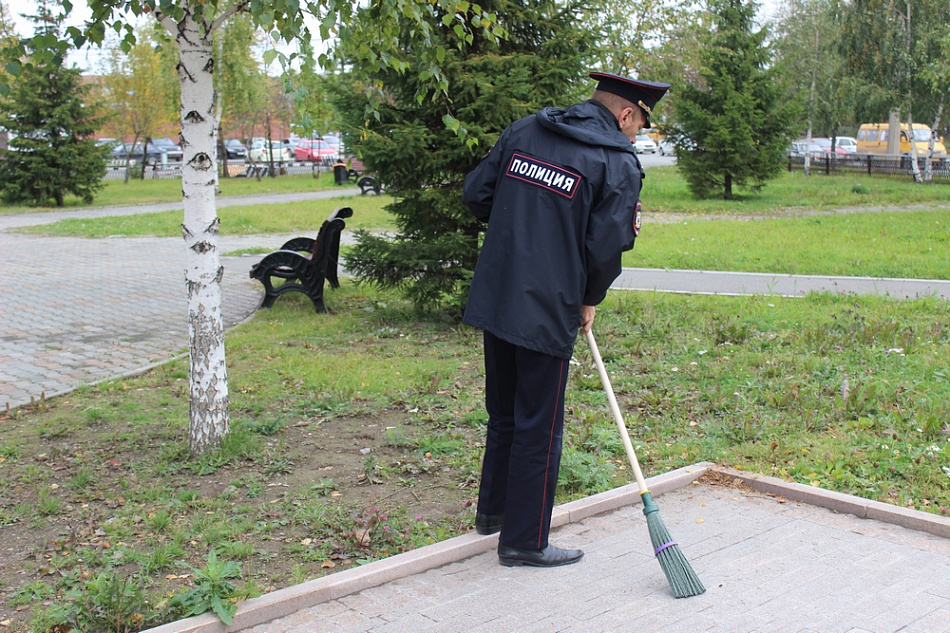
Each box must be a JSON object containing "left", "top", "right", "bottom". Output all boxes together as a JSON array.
[{"left": 211, "top": 0, "right": 252, "bottom": 33}]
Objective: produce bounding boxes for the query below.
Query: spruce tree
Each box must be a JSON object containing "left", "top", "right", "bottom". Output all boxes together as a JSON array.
[
  {"left": 334, "top": 0, "right": 593, "bottom": 315},
  {"left": 668, "top": 0, "right": 799, "bottom": 199},
  {"left": 0, "top": 5, "right": 109, "bottom": 206}
]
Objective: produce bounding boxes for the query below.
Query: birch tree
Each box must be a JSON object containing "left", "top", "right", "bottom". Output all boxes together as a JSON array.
[
  {"left": 214, "top": 13, "right": 266, "bottom": 178},
  {"left": 5, "top": 0, "right": 500, "bottom": 453},
  {"left": 98, "top": 27, "right": 178, "bottom": 182},
  {"left": 590, "top": 0, "right": 698, "bottom": 79},
  {"left": 919, "top": 26, "right": 949, "bottom": 182},
  {"left": 772, "top": 0, "right": 846, "bottom": 175},
  {"left": 840, "top": 0, "right": 950, "bottom": 182}
]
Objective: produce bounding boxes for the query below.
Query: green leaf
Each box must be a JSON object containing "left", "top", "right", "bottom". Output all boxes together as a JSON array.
[
  {"left": 442, "top": 114, "right": 460, "bottom": 132},
  {"left": 211, "top": 595, "right": 234, "bottom": 625},
  {"left": 262, "top": 49, "right": 279, "bottom": 67}
]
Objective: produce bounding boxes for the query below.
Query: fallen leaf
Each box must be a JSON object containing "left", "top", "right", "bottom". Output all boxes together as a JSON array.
[
  {"left": 321, "top": 561, "right": 336, "bottom": 569},
  {"left": 696, "top": 518, "right": 705, "bottom": 524}
]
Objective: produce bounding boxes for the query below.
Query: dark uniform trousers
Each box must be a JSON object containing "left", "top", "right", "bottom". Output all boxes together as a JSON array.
[{"left": 477, "top": 331, "right": 569, "bottom": 551}]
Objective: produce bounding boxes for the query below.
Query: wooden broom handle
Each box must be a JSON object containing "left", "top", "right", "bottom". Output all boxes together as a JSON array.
[{"left": 586, "top": 330, "right": 649, "bottom": 494}]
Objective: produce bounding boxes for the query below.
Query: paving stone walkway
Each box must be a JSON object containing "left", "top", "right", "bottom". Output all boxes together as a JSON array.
[{"left": 148, "top": 464, "right": 950, "bottom": 633}]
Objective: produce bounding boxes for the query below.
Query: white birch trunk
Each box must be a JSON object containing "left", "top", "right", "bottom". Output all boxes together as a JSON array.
[
  {"left": 902, "top": 1, "right": 922, "bottom": 184},
  {"left": 163, "top": 10, "right": 230, "bottom": 452},
  {"left": 925, "top": 97, "right": 943, "bottom": 184},
  {"left": 907, "top": 110, "right": 922, "bottom": 183},
  {"left": 803, "top": 28, "right": 818, "bottom": 176}
]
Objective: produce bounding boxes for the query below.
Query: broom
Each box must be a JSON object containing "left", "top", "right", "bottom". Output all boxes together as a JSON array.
[{"left": 585, "top": 330, "right": 706, "bottom": 598}]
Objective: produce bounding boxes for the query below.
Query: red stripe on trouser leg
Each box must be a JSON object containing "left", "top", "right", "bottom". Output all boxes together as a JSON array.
[
  {"left": 477, "top": 332, "right": 569, "bottom": 551},
  {"left": 537, "top": 359, "right": 566, "bottom": 549}
]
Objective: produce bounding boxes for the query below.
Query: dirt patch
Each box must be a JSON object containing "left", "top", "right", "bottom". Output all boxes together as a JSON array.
[{"left": 0, "top": 404, "right": 482, "bottom": 632}]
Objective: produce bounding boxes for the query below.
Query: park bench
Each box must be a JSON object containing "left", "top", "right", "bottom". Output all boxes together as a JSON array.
[
  {"left": 236, "top": 164, "right": 267, "bottom": 178},
  {"left": 333, "top": 161, "right": 381, "bottom": 194},
  {"left": 357, "top": 174, "right": 381, "bottom": 195},
  {"left": 249, "top": 207, "right": 353, "bottom": 313}
]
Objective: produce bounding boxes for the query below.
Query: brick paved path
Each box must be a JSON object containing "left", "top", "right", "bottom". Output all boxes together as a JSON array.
[
  {"left": 195, "top": 465, "right": 950, "bottom": 633},
  {"left": 257, "top": 483, "right": 950, "bottom": 633},
  {"left": 0, "top": 190, "right": 359, "bottom": 410},
  {"left": 0, "top": 233, "right": 263, "bottom": 408}
]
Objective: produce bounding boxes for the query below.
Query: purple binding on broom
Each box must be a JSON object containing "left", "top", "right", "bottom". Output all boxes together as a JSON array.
[{"left": 654, "top": 541, "right": 678, "bottom": 556}]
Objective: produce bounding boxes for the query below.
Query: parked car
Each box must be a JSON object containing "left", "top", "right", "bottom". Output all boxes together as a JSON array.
[
  {"left": 248, "top": 140, "right": 293, "bottom": 163},
  {"left": 633, "top": 134, "right": 657, "bottom": 154},
  {"left": 833, "top": 136, "right": 858, "bottom": 153},
  {"left": 789, "top": 138, "right": 846, "bottom": 158},
  {"left": 657, "top": 138, "right": 675, "bottom": 156},
  {"left": 109, "top": 140, "right": 183, "bottom": 165},
  {"left": 222, "top": 139, "right": 247, "bottom": 159},
  {"left": 322, "top": 133, "right": 343, "bottom": 154},
  {"left": 811, "top": 138, "right": 847, "bottom": 156},
  {"left": 149, "top": 137, "right": 183, "bottom": 159},
  {"left": 294, "top": 138, "right": 339, "bottom": 162}
]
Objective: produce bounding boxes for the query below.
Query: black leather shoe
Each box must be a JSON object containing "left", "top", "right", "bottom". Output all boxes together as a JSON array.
[
  {"left": 497, "top": 544, "right": 584, "bottom": 567},
  {"left": 475, "top": 512, "right": 504, "bottom": 535}
]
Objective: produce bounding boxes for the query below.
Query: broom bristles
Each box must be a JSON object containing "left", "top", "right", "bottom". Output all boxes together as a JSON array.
[{"left": 642, "top": 492, "right": 705, "bottom": 598}]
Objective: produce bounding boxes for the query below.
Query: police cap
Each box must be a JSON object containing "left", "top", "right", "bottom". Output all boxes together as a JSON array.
[{"left": 589, "top": 72, "right": 670, "bottom": 129}]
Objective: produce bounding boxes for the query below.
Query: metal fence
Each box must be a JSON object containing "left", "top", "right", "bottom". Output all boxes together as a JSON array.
[
  {"left": 102, "top": 157, "right": 339, "bottom": 181},
  {"left": 787, "top": 153, "right": 950, "bottom": 184}
]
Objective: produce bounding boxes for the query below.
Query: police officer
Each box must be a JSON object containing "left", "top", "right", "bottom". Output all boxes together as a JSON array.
[{"left": 462, "top": 72, "right": 670, "bottom": 567}]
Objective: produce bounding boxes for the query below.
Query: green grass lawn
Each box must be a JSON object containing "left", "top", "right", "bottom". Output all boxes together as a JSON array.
[
  {"left": 2, "top": 284, "right": 948, "bottom": 631},
  {"left": 0, "top": 172, "right": 348, "bottom": 215},
  {"left": 642, "top": 166, "right": 950, "bottom": 214},
  {"left": 17, "top": 168, "right": 949, "bottom": 280},
  {"left": 4, "top": 165, "right": 948, "bottom": 218},
  {"left": 19, "top": 195, "right": 395, "bottom": 237},
  {"left": 628, "top": 207, "right": 950, "bottom": 279}
]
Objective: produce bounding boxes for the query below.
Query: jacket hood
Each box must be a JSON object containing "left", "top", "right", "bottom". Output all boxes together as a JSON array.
[{"left": 535, "top": 99, "right": 635, "bottom": 153}]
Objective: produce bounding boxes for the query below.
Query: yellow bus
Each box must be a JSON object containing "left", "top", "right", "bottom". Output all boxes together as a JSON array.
[{"left": 856, "top": 123, "right": 946, "bottom": 156}]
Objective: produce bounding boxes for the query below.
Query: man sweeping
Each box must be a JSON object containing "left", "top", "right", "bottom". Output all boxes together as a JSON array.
[{"left": 462, "top": 71, "right": 670, "bottom": 567}]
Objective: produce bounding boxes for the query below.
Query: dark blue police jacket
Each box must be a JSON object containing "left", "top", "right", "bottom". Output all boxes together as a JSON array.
[{"left": 462, "top": 99, "right": 644, "bottom": 360}]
